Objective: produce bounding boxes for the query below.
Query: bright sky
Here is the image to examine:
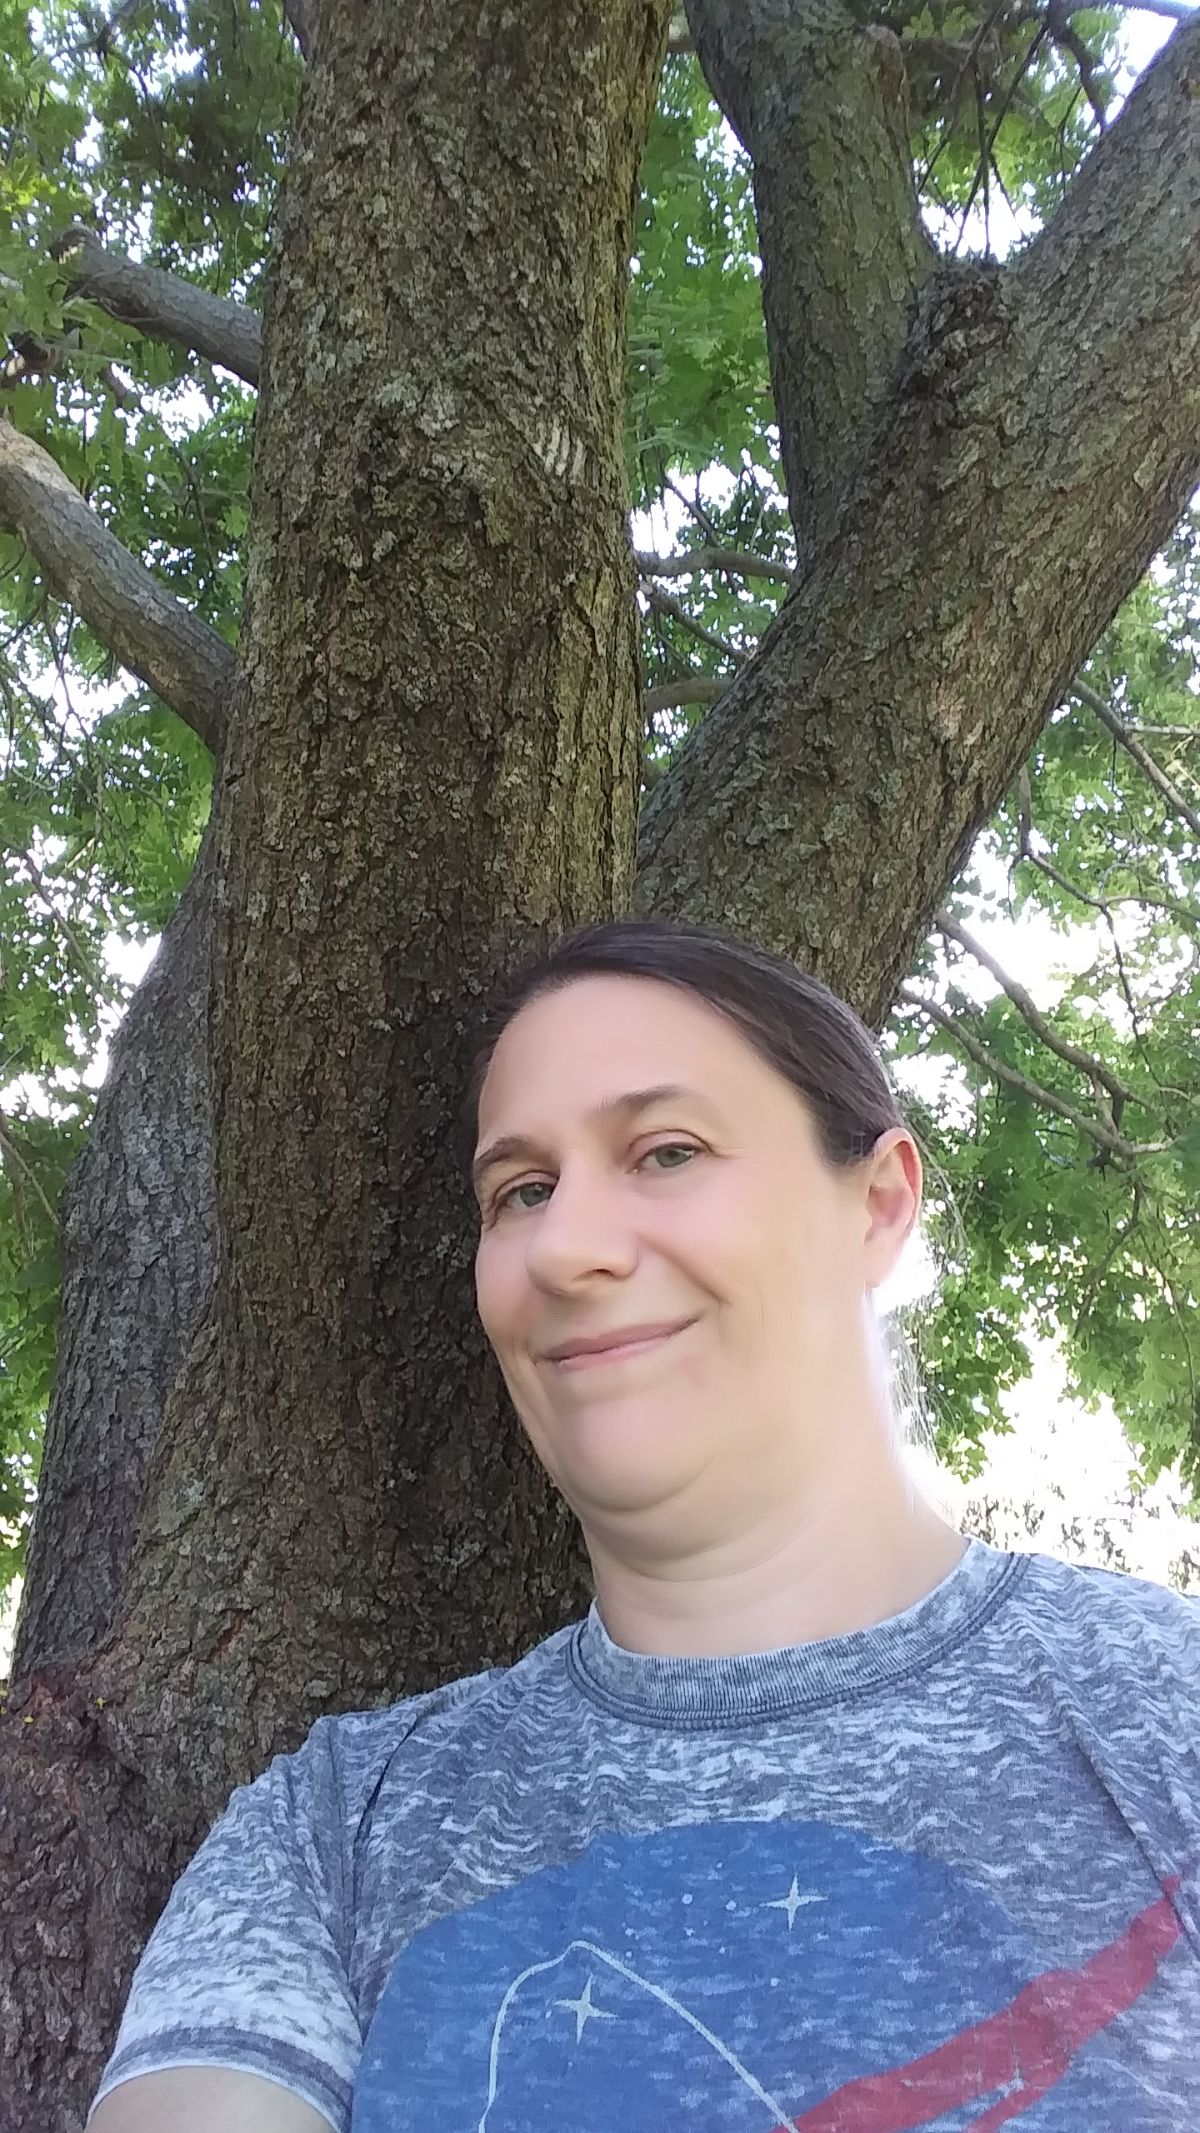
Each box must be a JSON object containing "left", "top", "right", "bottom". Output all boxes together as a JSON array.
[{"left": 1118, "top": 7, "right": 1183, "bottom": 74}]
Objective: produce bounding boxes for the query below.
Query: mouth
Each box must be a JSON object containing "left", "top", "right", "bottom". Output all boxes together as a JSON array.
[{"left": 544, "top": 1319, "right": 696, "bottom": 1372}]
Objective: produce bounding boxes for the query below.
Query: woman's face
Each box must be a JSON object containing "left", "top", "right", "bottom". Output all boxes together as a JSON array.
[{"left": 472, "top": 975, "right": 918, "bottom": 1550}]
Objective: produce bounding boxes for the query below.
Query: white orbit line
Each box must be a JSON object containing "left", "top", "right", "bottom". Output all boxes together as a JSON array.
[{"left": 478, "top": 1936, "right": 793, "bottom": 2133}]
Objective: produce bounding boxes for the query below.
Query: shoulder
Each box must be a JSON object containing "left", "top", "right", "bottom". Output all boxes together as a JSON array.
[
  {"left": 1000, "top": 1546, "right": 1200, "bottom": 1688},
  {"left": 149, "top": 1623, "right": 582, "bottom": 1934},
  {"left": 277, "top": 1617, "right": 581, "bottom": 1820},
  {"left": 1013, "top": 1545, "right": 1199, "bottom": 1629}
]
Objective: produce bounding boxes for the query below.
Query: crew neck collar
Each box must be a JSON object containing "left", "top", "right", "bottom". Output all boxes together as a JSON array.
[{"left": 566, "top": 1537, "right": 1027, "bottom": 1727}]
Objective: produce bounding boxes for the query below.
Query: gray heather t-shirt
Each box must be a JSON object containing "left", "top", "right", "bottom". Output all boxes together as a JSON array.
[{"left": 91, "top": 1537, "right": 1200, "bottom": 2131}]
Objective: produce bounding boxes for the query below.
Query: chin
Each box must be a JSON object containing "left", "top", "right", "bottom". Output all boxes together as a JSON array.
[
  {"left": 524, "top": 1395, "right": 716, "bottom": 1504},
  {"left": 560, "top": 1447, "right": 712, "bottom": 1524}
]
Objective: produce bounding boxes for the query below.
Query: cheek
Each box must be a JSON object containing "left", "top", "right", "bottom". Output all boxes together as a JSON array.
[
  {"left": 776, "top": 1204, "right": 862, "bottom": 1315},
  {"left": 658, "top": 1195, "right": 794, "bottom": 1339},
  {"left": 689, "top": 1181, "right": 852, "bottom": 1318},
  {"left": 474, "top": 1238, "right": 528, "bottom": 1350}
]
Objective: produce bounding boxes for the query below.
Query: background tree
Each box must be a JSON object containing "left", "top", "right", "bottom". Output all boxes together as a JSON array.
[{"left": 0, "top": 0, "right": 1199, "bottom": 2123}]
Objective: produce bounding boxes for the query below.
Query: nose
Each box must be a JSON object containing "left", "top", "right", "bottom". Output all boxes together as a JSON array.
[{"left": 523, "top": 1161, "right": 639, "bottom": 1293}]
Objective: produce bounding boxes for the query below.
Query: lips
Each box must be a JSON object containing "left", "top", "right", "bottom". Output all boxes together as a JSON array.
[{"left": 544, "top": 1319, "right": 694, "bottom": 1367}]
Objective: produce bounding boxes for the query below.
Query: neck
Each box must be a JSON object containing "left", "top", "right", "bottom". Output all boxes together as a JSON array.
[{"left": 583, "top": 1448, "right": 967, "bottom": 1660}]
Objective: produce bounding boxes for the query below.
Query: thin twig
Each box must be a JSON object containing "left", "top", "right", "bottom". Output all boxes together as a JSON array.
[
  {"left": 638, "top": 582, "right": 745, "bottom": 665},
  {"left": 1073, "top": 1180, "right": 1142, "bottom": 1338},
  {"left": 661, "top": 467, "right": 723, "bottom": 550},
  {"left": 1138, "top": 1223, "right": 1198, "bottom": 1419},
  {"left": 953, "top": 23, "right": 1050, "bottom": 256},
  {"left": 1012, "top": 813, "right": 1200, "bottom": 1113},
  {"left": 1048, "top": 4, "right": 1109, "bottom": 131},
  {"left": 936, "top": 911, "right": 1135, "bottom": 1111},
  {"left": 0, "top": 1114, "right": 59, "bottom": 1228},
  {"left": 1015, "top": 843, "right": 1103, "bottom": 916},
  {"left": 897, "top": 986, "right": 1171, "bottom": 1163},
  {"left": 917, "top": 0, "right": 1011, "bottom": 196},
  {"left": 1073, "top": 679, "right": 1200, "bottom": 839},
  {"left": 18, "top": 847, "right": 102, "bottom": 989}
]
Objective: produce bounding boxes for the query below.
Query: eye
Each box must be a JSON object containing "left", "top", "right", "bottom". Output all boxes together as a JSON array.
[
  {"left": 494, "top": 1178, "right": 553, "bottom": 1214},
  {"left": 641, "top": 1141, "right": 697, "bottom": 1172},
  {"left": 487, "top": 1140, "right": 699, "bottom": 1218}
]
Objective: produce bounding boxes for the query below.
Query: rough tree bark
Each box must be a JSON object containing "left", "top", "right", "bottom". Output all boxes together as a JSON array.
[
  {"left": 10, "top": 834, "right": 220, "bottom": 1681},
  {"left": 2, "top": 3, "right": 1200, "bottom": 2127},
  {"left": 685, "top": 0, "right": 937, "bottom": 561},
  {"left": 110, "top": 0, "right": 667, "bottom": 1788}
]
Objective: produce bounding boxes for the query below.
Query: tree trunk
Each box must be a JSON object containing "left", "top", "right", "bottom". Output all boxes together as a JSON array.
[
  {"left": 114, "top": 0, "right": 666, "bottom": 1780},
  {"left": 4, "top": 7, "right": 1200, "bottom": 2130},
  {"left": 11, "top": 833, "right": 218, "bottom": 1681},
  {"left": 1, "top": 2, "right": 669, "bottom": 2121}
]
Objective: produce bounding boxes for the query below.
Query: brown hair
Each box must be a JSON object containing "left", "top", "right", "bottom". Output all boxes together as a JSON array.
[{"left": 467, "top": 916, "right": 905, "bottom": 1165}]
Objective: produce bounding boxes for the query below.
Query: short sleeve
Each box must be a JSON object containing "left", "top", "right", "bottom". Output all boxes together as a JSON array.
[{"left": 88, "top": 1719, "right": 360, "bottom": 2133}]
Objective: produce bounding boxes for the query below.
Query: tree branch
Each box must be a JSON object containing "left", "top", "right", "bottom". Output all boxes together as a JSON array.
[
  {"left": 1049, "top": 4, "right": 1109, "bottom": 131},
  {"left": 935, "top": 911, "right": 1134, "bottom": 1111},
  {"left": 1013, "top": 21, "right": 1200, "bottom": 567},
  {"left": 0, "top": 1112, "right": 59, "bottom": 1229},
  {"left": 896, "top": 987, "right": 1169, "bottom": 1162},
  {"left": 1, "top": 325, "right": 139, "bottom": 408},
  {"left": 1073, "top": 677, "right": 1200, "bottom": 838},
  {"left": 52, "top": 226, "right": 262, "bottom": 387},
  {"left": 0, "top": 420, "right": 232, "bottom": 754},
  {"left": 636, "top": 19, "right": 1200, "bottom": 1031},
  {"left": 66, "top": 0, "right": 145, "bottom": 63},
  {"left": 1017, "top": 836, "right": 1200, "bottom": 931},
  {"left": 634, "top": 545, "right": 795, "bottom": 586},
  {"left": 18, "top": 847, "right": 104, "bottom": 990},
  {"left": 644, "top": 676, "right": 730, "bottom": 718},
  {"left": 684, "top": 0, "right": 936, "bottom": 562},
  {"left": 1073, "top": 1178, "right": 1143, "bottom": 1339},
  {"left": 639, "top": 580, "right": 745, "bottom": 664},
  {"left": 665, "top": 6, "right": 691, "bottom": 51}
]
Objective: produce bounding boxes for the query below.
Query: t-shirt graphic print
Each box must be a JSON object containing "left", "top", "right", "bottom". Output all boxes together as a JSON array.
[{"left": 352, "top": 1816, "right": 1184, "bottom": 2130}]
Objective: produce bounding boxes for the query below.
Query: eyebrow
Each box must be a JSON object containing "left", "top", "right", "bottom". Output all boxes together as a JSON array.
[{"left": 471, "top": 1083, "right": 711, "bottom": 1195}]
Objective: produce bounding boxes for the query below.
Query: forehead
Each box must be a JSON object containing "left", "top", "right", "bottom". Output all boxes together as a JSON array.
[{"left": 476, "top": 974, "right": 789, "bottom": 1135}]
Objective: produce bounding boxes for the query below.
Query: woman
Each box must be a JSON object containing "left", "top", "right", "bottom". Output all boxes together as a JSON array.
[{"left": 91, "top": 919, "right": 1199, "bottom": 2133}]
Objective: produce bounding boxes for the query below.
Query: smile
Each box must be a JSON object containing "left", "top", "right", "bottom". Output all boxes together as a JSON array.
[{"left": 548, "top": 1322, "right": 694, "bottom": 1372}]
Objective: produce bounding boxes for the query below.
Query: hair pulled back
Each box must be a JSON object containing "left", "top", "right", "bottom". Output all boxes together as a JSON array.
[{"left": 468, "top": 917, "right": 906, "bottom": 1168}]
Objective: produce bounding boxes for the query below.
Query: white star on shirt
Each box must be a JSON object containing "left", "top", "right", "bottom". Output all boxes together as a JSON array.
[
  {"left": 555, "top": 1974, "right": 615, "bottom": 2044},
  {"left": 766, "top": 1874, "right": 828, "bottom": 1929}
]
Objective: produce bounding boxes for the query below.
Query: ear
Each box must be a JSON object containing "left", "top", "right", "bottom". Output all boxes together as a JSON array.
[{"left": 861, "top": 1127, "right": 922, "bottom": 1291}]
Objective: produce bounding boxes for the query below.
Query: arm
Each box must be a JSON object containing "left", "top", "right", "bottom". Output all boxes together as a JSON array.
[
  {"left": 88, "top": 1719, "right": 360, "bottom": 2133},
  {"left": 89, "top": 2066, "right": 337, "bottom": 2131}
]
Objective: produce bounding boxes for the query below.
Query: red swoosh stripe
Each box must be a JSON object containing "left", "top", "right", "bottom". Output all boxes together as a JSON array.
[{"left": 780, "top": 1875, "right": 1184, "bottom": 2132}]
